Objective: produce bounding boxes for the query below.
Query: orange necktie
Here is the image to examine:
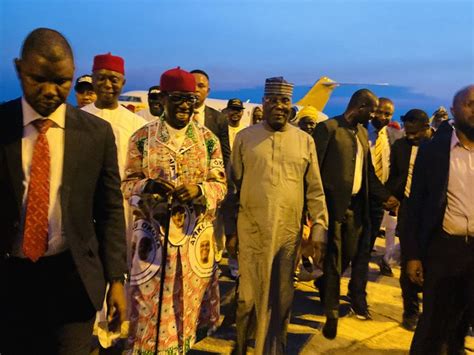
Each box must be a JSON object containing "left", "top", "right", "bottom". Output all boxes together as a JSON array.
[{"left": 22, "top": 119, "right": 53, "bottom": 262}]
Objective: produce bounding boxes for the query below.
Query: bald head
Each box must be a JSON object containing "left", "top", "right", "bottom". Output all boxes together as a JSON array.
[
  {"left": 20, "top": 28, "right": 73, "bottom": 62},
  {"left": 452, "top": 85, "right": 474, "bottom": 108},
  {"left": 347, "top": 89, "right": 378, "bottom": 110},
  {"left": 15, "top": 28, "right": 75, "bottom": 117},
  {"left": 451, "top": 85, "right": 474, "bottom": 141},
  {"left": 345, "top": 89, "right": 379, "bottom": 125}
]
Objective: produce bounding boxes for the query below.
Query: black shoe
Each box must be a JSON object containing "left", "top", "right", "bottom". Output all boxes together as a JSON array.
[
  {"left": 322, "top": 318, "right": 338, "bottom": 339},
  {"left": 401, "top": 314, "right": 418, "bottom": 331},
  {"left": 379, "top": 259, "right": 394, "bottom": 277},
  {"left": 350, "top": 305, "right": 373, "bottom": 320}
]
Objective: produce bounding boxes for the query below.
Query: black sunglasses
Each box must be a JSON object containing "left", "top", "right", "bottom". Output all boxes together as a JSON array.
[{"left": 168, "top": 94, "right": 198, "bottom": 105}]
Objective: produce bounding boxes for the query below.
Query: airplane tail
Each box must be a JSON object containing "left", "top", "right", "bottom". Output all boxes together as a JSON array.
[{"left": 295, "top": 76, "right": 338, "bottom": 111}]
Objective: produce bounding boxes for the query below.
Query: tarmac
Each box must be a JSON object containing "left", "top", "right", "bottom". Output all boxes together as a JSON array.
[{"left": 189, "top": 241, "right": 474, "bottom": 355}]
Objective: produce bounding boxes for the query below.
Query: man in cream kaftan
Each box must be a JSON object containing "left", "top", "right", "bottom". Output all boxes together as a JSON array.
[{"left": 228, "top": 77, "right": 328, "bottom": 354}]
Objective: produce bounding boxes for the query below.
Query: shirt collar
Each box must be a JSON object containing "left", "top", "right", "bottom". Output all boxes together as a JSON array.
[
  {"left": 262, "top": 120, "right": 290, "bottom": 132},
  {"left": 450, "top": 128, "right": 472, "bottom": 151},
  {"left": 195, "top": 104, "right": 205, "bottom": 115},
  {"left": 21, "top": 97, "right": 66, "bottom": 128}
]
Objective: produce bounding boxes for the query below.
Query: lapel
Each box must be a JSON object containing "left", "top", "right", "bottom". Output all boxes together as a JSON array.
[
  {"left": 432, "top": 125, "right": 452, "bottom": 193},
  {"left": 400, "top": 138, "right": 413, "bottom": 170},
  {"left": 356, "top": 123, "right": 369, "bottom": 154},
  {"left": 204, "top": 106, "right": 214, "bottom": 130},
  {"left": 154, "top": 117, "right": 176, "bottom": 152},
  {"left": 61, "top": 105, "right": 83, "bottom": 211},
  {"left": 3, "top": 99, "right": 24, "bottom": 213},
  {"left": 180, "top": 122, "right": 198, "bottom": 154},
  {"left": 335, "top": 116, "right": 370, "bottom": 158},
  {"left": 335, "top": 115, "right": 355, "bottom": 141}
]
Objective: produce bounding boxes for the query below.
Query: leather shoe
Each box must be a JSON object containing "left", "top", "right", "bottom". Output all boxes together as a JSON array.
[
  {"left": 322, "top": 318, "right": 338, "bottom": 339},
  {"left": 351, "top": 306, "right": 373, "bottom": 320},
  {"left": 401, "top": 314, "right": 418, "bottom": 331},
  {"left": 379, "top": 258, "right": 394, "bottom": 277}
]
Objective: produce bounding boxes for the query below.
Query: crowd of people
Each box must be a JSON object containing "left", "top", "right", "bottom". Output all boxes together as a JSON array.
[{"left": 0, "top": 27, "right": 472, "bottom": 355}]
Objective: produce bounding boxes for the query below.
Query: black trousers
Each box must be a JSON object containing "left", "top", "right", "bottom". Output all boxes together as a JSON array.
[
  {"left": 410, "top": 231, "right": 474, "bottom": 355},
  {"left": 369, "top": 199, "right": 385, "bottom": 250},
  {"left": 398, "top": 200, "right": 422, "bottom": 318},
  {"left": 318, "top": 196, "right": 367, "bottom": 319},
  {"left": 0, "top": 251, "right": 96, "bottom": 355}
]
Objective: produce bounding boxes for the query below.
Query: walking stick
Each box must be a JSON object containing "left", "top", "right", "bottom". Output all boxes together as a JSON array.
[{"left": 154, "top": 193, "right": 173, "bottom": 355}]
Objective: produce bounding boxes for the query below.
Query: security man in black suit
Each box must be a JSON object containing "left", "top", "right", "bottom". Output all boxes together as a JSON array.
[
  {"left": 405, "top": 86, "right": 474, "bottom": 354},
  {"left": 0, "top": 28, "right": 127, "bottom": 354},
  {"left": 190, "top": 69, "right": 231, "bottom": 166},
  {"left": 385, "top": 109, "right": 432, "bottom": 331},
  {"left": 313, "top": 89, "right": 399, "bottom": 339}
]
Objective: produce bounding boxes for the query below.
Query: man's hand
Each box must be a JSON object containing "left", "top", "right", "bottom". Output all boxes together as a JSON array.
[
  {"left": 226, "top": 233, "right": 238, "bottom": 259},
  {"left": 383, "top": 195, "right": 400, "bottom": 212},
  {"left": 311, "top": 240, "right": 326, "bottom": 269},
  {"left": 106, "top": 281, "right": 127, "bottom": 332},
  {"left": 173, "top": 184, "right": 201, "bottom": 203},
  {"left": 406, "top": 259, "right": 424, "bottom": 286}
]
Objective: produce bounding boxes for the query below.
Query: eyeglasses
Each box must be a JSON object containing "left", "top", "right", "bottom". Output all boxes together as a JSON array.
[
  {"left": 263, "top": 96, "right": 291, "bottom": 106},
  {"left": 168, "top": 94, "right": 198, "bottom": 105}
]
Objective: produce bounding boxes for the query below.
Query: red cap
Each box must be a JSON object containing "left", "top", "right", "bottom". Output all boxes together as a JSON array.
[
  {"left": 160, "top": 67, "right": 195, "bottom": 93},
  {"left": 92, "top": 53, "right": 125, "bottom": 75}
]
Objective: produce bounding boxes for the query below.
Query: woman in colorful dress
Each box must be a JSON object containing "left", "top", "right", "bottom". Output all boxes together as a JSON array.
[{"left": 122, "top": 67, "right": 226, "bottom": 354}]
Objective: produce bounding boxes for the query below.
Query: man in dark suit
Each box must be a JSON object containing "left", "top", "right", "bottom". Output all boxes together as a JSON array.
[
  {"left": 312, "top": 89, "right": 399, "bottom": 339},
  {"left": 0, "top": 28, "right": 127, "bottom": 354},
  {"left": 405, "top": 86, "right": 474, "bottom": 354},
  {"left": 385, "top": 109, "right": 432, "bottom": 331},
  {"left": 190, "top": 69, "right": 231, "bottom": 166}
]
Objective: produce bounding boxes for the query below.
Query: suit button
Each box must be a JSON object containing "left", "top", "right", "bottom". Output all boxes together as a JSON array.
[
  {"left": 13, "top": 221, "right": 19, "bottom": 228},
  {"left": 4, "top": 253, "right": 11, "bottom": 259}
]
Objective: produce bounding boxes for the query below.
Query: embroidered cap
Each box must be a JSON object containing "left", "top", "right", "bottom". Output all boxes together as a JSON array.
[{"left": 264, "top": 76, "right": 294, "bottom": 97}]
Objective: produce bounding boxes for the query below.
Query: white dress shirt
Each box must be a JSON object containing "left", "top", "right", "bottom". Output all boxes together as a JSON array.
[
  {"left": 442, "top": 130, "right": 474, "bottom": 236},
  {"left": 13, "top": 98, "right": 66, "bottom": 257},
  {"left": 193, "top": 104, "right": 206, "bottom": 127},
  {"left": 404, "top": 145, "right": 419, "bottom": 198},
  {"left": 352, "top": 134, "right": 364, "bottom": 195}
]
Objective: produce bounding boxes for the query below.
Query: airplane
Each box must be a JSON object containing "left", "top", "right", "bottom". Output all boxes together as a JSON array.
[
  {"left": 118, "top": 77, "right": 388, "bottom": 126},
  {"left": 118, "top": 90, "right": 149, "bottom": 113}
]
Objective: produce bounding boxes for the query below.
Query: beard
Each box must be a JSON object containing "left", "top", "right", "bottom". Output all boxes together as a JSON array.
[{"left": 455, "top": 120, "right": 474, "bottom": 141}]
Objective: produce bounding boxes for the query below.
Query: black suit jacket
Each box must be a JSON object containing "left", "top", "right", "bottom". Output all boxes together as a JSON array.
[
  {"left": 385, "top": 137, "right": 413, "bottom": 201},
  {"left": 204, "top": 105, "right": 231, "bottom": 166},
  {"left": 0, "top": 98, "right": 127, "bottom": 310},
  {"left": 404, "top": 123, "right": 454, "bottom": 261},
  {"left": 313, "top": 115, "right": 390, "bottom": 227}
]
